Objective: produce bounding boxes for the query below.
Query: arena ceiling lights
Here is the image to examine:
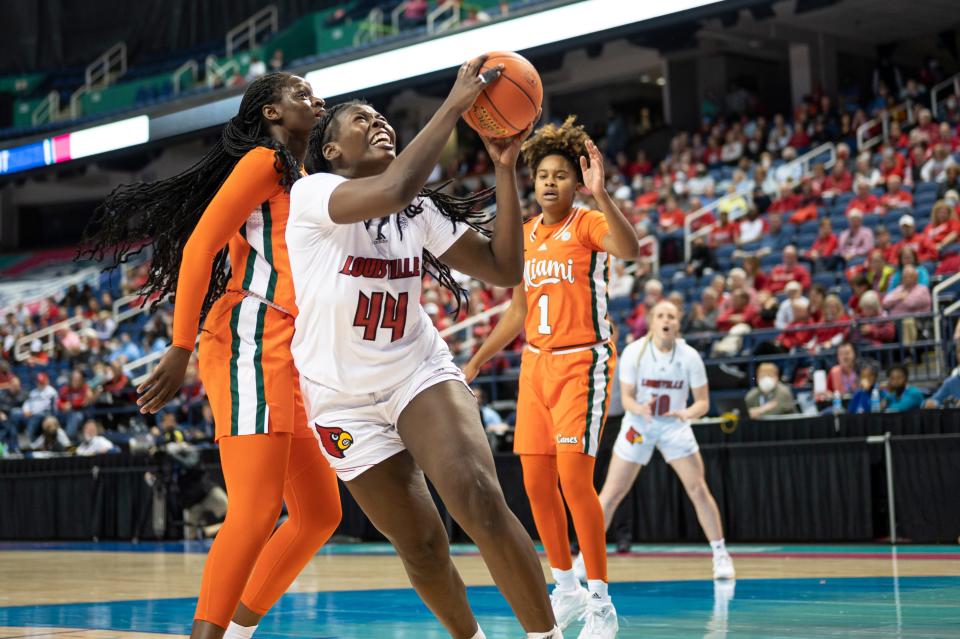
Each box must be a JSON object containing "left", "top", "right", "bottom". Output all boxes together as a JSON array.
[
  {"left": 0, "top": 0, "right": 722, "bottom": 176},
  {"left": 305, "top": 0, "right": 722, "bottom": 97}
]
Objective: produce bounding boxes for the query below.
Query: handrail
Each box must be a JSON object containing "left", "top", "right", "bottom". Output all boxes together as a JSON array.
[
  {"left": 427, "top": 0, "right": 461, "bottom": 33},
  {"left": 932, "top": 271, "right": 960, "bottom": 377},
  {"left": 172, "top": 60, "right": 199, "bottom": 94},
  {"left": 13, "top": 314, "right": 92, "bottom": 362},
  {"left": 391, "top": 2, "right": 409, "bottom": 33},
  {"left": 112, "top": 292, "right": 167, "bottom": 324},
  {"left": 205, "top": 55, "right": 240, "bottom": 88},
  {"left": 69, "top": 85, "right": 89, "bottom": 120},
  {"left": 931, "top": 72, "right": 960, "bottom": 120},
  {"left": 856, "top": 111, "right": 888, "bottom": 152},
  {"left": 790, "top": 141, "right": 837, "bottom": 175},
  {"left": 354, "top": 8, "right": 386, "bottom": 46},
  {"left": 226, "top": 5, "right": 278, "bottom": 57},
  {"left": 31, "top": 91, "right": 60, "bottom": 126},
  {"left": 85, "top": 42, "right": 127, "bottom": 88},
  {"left": 683, "top": 191, "right": 753, "bottom": 262}
]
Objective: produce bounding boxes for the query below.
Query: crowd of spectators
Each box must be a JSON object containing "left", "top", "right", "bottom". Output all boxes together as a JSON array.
[{"left": 3, "top": 57, "right": 960, "bottom": 456}]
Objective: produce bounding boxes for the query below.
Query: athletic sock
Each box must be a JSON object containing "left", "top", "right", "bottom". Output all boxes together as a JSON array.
[
  {"left": 468, "top": 626, "right": 486, "bottom": 639},
  {"left": 587, "top": 579, "right": 610, "bottom": 604},
  {"left": 223, "top": 622, "right": 258, "bottom": 639},
  {"left": 551, "top": 567, "right": 579, "bottom": 592},
  {"left": 527, "top": 626, "right": 562, "bottom": 638},
  {"left": 710, "top": 538, "right": 728, "bottom": 558}
]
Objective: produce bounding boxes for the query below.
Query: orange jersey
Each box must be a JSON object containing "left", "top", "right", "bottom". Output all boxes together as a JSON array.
[
  {"left": 173, "top": 146, "right": 301, "bottom": 350},
  {"left": 522, "top": 207, "right": 611, "bottom": 350}
]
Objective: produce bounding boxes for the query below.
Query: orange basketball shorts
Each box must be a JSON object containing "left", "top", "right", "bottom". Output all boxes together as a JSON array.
[
  {"left": 198, "top": 291, "right": 312, "bottom": 440},
  {"left": 514, "top": 342, "right": 616, "bottom": 457}
]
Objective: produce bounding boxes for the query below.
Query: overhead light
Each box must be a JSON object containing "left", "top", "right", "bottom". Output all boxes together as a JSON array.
[{"left": 656, "top": 77, "right": 666, "bottom": 86}]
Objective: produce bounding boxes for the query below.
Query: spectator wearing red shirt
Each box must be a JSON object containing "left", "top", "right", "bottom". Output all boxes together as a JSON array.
[
  {"left": 847, "top": 274, "right": 871, "bottom": 316},
  {"left": 709, "top": 210, "right": 739, "bottom": 247},
  {"left": 625, "top": 149, "right": 652, "bottom": 179},
  {"left": 822, "top": 160, "right": 853, "bottom": 198},
  {"left": 877, "top": 147, "right": 906, "bottom": 181},
  {"left": 887, "top": 121, "right": 910, "bottom": 150},
  {"left": 657, "top": 195, "right": 686, "bottom": 233},
  {"left": 808, "top": 163, "right": 828, "bottom": 197},
  {"left": 879, "top": 174, "right": 913, "bottom": 211},
  {"left": 891, "top": 214, "right": 938, "bottom": 262},
  {"left": 916, "top": 108, "right": 940, "bottom": 144},
  {"left": 802, "top": 217, "right": 842, "bottom": 273},
  {"left": 777, "top": 298, "right": 815, "bottom": 350},
  {"left": 814, "top": 295, "right": 852, "bottom": 348},
  {"left": 873, "top": 226, "right": 899, "bottom": 265},
  {"left": 768, "top": 182, "right": 803, "bottom": 214},
  {"left": 924, "top": 200, "right": 960, "bottom": 251},
  {"left": 765, "top": 245, "right": 812, "bottom": 294},
  {"left": 856, "top": 291, "right": 897, "bottom": 345},
  {"left": 846, "top": 179, "right": 880, "bottom": 215},
  {"left": 742, "top": 255, "right": 767, "bottom": 292},
  {"left": 815, "top": 341, "right": 860, "bottom": 402},
  {"left": 716, "top": 289, "right": 759, "bottom": 332},
  {"left": 58, "top": 369, "right": 93, "bottom": 438}
]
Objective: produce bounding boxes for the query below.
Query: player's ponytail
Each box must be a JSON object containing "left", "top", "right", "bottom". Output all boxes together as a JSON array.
[{"left": 78, "top": 72, "right": 303, "bottom": 326}]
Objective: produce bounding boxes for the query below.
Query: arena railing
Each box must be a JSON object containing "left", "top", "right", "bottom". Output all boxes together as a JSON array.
[
  {"left": 12, "top": 314, "right": 93, "bottom": 362},
  {"left": 225, "top": 5, "right": 278, "bottom": 58},
  {"left": 0, "top": 265, "right": 103, "bottom": 316},
  {"left": 932, "top": 271, "right": 960, "bottom": 377},
  {"left": 683, "top": 142, "right": 836, "bottom": 262},
  {"left": 856, "top": 102, "right": 916, "bottom": 153},
  {"left": 931, "top": 72, "right": 960, "bottom": 120},
  {"left": 427, "top": 0, "right": 462, "bottom": 33},
  {"left": 70, "top": 42, "right": 128, "bottom": 120},
  {"left": 172, "top": 60, "right": 199, "bottom": 95}
]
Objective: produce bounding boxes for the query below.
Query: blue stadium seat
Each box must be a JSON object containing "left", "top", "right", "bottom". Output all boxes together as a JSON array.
[
  {"left": 814, "top": 272, "right": 837, "bottom": 288},
  {"left": 797, "top": 220, "right": 820, "bottom": 235},
  {"left": 716, "top": 244, "right": 736, "bottom": 262},
  {"left": 659, "top": 263, "right": 682, "bottom": 281},
  {"left": 832, "top": 216, "right": 849, "bottom": 231},
  {"left": 760, "top": 253, "right": 780, "bottom": 268},
  {"left": 914, "top": 181, "right": 939, "bottom": 196}
]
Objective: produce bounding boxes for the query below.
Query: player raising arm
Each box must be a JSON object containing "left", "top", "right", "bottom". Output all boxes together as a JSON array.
[
  {"left": 464, "top": 116, "right": 638, "bottom": 639},
  {"left": 286, "top": 56, "right": 564, "bottom": 639}
]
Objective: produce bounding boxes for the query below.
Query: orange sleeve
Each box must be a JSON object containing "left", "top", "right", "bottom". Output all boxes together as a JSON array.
[
  {"left": 575, "top": 209, "right": 610, "bottom": 252},
  {"left": 172, "top": 147, "right": 281, "bottom": 351}
]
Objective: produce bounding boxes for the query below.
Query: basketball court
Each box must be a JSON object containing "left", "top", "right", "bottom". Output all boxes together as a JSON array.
[{"left": 2, "top": 542, "right": 958, "bottom": 638}]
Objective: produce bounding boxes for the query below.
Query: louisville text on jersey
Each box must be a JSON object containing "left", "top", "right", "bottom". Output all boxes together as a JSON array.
[
  {"left": 338, "top": 255, "right": 421, "bottom": 280},
  {"left": 524, "top": 257, "right": 576, "bottom": 288},
  {"left": 641, "top": 379, "right": 684, "bottom": 390}
]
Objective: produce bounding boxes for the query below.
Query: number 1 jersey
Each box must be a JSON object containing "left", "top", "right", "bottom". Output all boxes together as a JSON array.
[
  {"left": 522, "top": 207, "right": 612, "bottom": 350},
  {"left": 286, "top": 173, "right": 467, "bottom": 393}
]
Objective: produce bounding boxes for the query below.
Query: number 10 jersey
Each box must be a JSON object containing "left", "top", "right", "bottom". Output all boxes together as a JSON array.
[{"left": 286, "top": 173, "right": 467, "bottom": 394}]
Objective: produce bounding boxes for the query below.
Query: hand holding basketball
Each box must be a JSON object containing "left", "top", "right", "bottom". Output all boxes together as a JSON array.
[
  {"left": 445, "top": 55, "right": 503, "bottom": 115},
  {"left": 464, "top": 51, "right": 543, "bottom": 138},
  {"left": 480, "top": 116, "right": 538, "bottom": 169},
  {"left": 580, "top": 139, "right": 606, "bottom": 198}
]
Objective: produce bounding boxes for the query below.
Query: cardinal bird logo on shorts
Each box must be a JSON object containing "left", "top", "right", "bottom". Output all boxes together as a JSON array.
[
  {"left": 315, "top": 425, "right": 354, "bottom": 458},
  {"left": 625, "top": 426, "right": 644, "bottom": 444}
]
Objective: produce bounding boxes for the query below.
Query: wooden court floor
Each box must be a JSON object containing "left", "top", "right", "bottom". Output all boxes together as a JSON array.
[{"left": 1, "top": 542, "right": 959, "bottom": 638}]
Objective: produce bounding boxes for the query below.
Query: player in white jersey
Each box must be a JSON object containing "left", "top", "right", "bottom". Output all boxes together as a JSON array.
[
  {"left": 575, "top": 301, "right": 735, "bottom": 581},
  {"left": 287, "top": 57, "right": 562, "bottom": 639}
]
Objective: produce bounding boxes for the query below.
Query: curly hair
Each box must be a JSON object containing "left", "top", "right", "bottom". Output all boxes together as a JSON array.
[
  {"left": 78, "top": 72, "right": 304, "bottom": 325},
  {"left": 309, "top": 100, "right": 493, "bottom": 317},
  {"left": 520, "top": 115, "right": 589, "bottom": 182}
]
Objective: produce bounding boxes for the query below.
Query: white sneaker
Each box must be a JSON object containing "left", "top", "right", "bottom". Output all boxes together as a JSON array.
[
  {"left": 577, "top": 599, "right": 618, "bottom": 638},
  {"left": 572, "top": 552, "right": 587, "bottom": 583},
  {"left": 713, "top": 553, "right": 735, "bottom": 580},
  {"left": 550, "top": 585, "right": 589, "bottom": 631}
]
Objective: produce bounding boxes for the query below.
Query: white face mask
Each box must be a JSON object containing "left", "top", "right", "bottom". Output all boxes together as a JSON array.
[{"left": 758, "top": 376, "right": 777, "bottom": 393}]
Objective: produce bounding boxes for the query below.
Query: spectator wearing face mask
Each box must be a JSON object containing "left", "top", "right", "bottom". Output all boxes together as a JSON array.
[{"left": 746, "top": 362, "right": 797, "bottom": 418}]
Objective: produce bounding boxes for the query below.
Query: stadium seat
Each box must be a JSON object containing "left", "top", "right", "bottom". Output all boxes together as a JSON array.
[{"left": 814, "top": 272, "right": 837, "bottom": 288}]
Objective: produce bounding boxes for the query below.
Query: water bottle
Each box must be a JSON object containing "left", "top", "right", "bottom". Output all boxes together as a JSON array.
[
  {"left": 832, "top": 391, "right": 842, "bottom": 414},
  {"left": 870, "top": 388, "right": 881, "bottom": 413}
]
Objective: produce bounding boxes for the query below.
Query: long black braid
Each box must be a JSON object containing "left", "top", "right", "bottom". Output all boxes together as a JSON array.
[
  {"left": 78, "top": 72, "right": 304, "bottom": 325},
  {"left": 309, "top": 100, "right": 494, "bottom": 316}
]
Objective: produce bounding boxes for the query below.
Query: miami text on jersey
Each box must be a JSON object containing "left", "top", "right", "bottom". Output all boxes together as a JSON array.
[
  {"left": 524, "top": 257, "right": 576, "bottom": 288},
  {"left": 338, "top": 256, "right": 421, "bottom": 280}
]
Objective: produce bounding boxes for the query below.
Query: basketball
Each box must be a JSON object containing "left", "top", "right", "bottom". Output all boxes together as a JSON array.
[{"left": 464, "top": 51, "right": 542, "bottom": 138}]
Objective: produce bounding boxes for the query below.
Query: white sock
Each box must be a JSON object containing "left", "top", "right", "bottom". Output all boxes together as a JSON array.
[
  {"left": 527, "top": 626, "right": 562, "bottom": 638},
  {"left": 710, "top": 538, "right": 728, "bottom": 558},
  {"left": 551, "top": 567, "right": 579, "bottom": 592},
  {"left": 587, "top": 579, "right": 610, "bottom": 603},
  {"left": 223, "top": 622, "right": 257, "bottom": 639},
  {"left": 468, "top": 626, "right": 486, "bottom": 639}
]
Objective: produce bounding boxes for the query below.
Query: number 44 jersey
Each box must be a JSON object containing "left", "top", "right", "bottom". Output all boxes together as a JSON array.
[
  {"left": 286, "top": 173, "right": 466, "bottom": 394},
  {"left": 522, "top": 207, "right": 612, "bottom": 351}
]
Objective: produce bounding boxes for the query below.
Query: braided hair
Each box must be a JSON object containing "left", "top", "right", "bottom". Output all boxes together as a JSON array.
[
  {"left": 79, "top": 72, "right": 304, "bottom": 325},
  {"left": 310, "top": 100, "right": 493, "bottom": 316},
  {"left": 520, "top": 115, "right": 588, "bottom": 182}
]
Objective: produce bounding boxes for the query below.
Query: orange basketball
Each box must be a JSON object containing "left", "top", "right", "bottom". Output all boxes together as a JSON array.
[{"left": 464, "top": 51, "right": 542, "bottom": 138}]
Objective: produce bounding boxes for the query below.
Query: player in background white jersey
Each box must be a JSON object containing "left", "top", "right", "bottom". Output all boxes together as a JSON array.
[
  {"left": 287, "top": 56, "right": 562, "bottom": 639},
  {"left": 575, "top": 301, "right": 735, "bottom": 580}
]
